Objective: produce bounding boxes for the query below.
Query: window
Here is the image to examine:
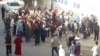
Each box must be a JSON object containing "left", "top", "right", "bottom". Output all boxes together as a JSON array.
[
  {"left": 73, "top": 3, "right": 80, "bottom": 9},
  {"left": 77, "top": 4, "right": 80, "bottom": 8},
  {"left": 9, "top": 2, "right": 20, "bottom": 6},
  {"left": 58, "top": 0, "right": 67, "bottom": 5}
]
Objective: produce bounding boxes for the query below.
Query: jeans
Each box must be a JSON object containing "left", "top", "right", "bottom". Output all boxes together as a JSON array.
[{"left": 17, "top": 31, "right": 23, "bottom": 38}]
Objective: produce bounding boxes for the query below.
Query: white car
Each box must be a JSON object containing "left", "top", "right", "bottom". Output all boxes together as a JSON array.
[{"left": 4, "top": 1, "right": 24, "bottom": 13}]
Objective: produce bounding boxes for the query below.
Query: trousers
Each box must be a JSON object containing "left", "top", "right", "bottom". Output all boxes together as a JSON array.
[
  {"left": 52, "top": 47, "right": 58, "bottom": 56},
  {"left": 6, "top": 45, "right": 12, "bottom": 56}
]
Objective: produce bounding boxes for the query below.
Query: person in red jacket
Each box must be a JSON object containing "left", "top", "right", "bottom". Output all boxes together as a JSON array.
[{"left": 14, "top": 35, "right": 22, "bottom": 56}]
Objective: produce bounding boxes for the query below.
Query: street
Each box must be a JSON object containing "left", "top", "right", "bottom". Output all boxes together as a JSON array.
[{"left": 0, "top": 6, "right": 100, "bottom": 56}]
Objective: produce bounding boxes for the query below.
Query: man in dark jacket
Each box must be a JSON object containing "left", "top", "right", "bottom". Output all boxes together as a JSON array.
[
  {"left": 1, "top": 5, "right": 5, "bottom": 20},
  {"left": 94, "top": 22, "right": 99, "bottom": 41},
  {"left": 5, "top": 17, "right": 11, "bottom": 33}
]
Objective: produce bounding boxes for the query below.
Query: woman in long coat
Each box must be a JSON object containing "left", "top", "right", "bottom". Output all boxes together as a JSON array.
[{"left": 14, "top": 35, "right": 22, "bottom": 56}]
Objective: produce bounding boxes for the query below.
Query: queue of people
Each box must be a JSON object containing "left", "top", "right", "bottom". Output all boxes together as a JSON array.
[{"left": 1, "top": 5, "right": 100, "bottom": 56}]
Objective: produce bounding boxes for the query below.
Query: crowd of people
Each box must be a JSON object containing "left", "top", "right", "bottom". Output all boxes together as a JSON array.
[{"left": 1, "top": 4, "right": 100, "bottom": 56}]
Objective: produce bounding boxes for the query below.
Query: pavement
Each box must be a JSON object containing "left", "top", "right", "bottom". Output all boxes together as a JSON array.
[{"left": 0, "top": 5, "right": 100, "bottom": 56}]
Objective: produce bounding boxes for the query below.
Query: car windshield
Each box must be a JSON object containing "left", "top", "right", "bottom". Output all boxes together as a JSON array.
[{"left": 9, "top": 2, "right": 20, "bottom": 6}]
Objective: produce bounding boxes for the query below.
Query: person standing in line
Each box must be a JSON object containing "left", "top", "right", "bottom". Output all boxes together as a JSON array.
[
  {"left": 34, "top": 24, "right": 41, "bottom": 46},
  {"left": 91, "top": 41, "right": 100, "bottom": 56},
  {"left": 1, "top": 5, "right": 5, "bottom": 20},
  {"left": 10, "top": 17, "right": 14, "bottom": 36},
  {"left": 16, "top": 16, "right": 23, "bottom": 38},
  {"left": 73, "top": 21, "right": 78, "bottom": 34},
  {"left": 69, "top": 41, "right": 76, "bottom": 56},
  {"left": 40, "top": 27, "right": 46, "bottom": 43},
  {"left": 14, "top": 35, "right": 22, "bottom": 56},
  {"left": 24, "top": 22, "right": 31, "bottom": 42},
  {"left": 5, "top": 32, "right": 12, "bottom": 56},
  {"left": 13, "top": 12, "right": 19, "bottom": 35},
  {"left": 5, "top": 14, "right": 11, "bottom": 33},
  {"left": 83, "top": 27, "right": 88, "bottom": 39},
  {"left": 75, "top": 35, "right": 81, "bottom": 56},
  {"left": 58, "top": 25, "right": 63, "bottom": 40},
  {"left": 51, "top": 34, "right": 59, "bottom": 56},
  {"left": 50, "top": 24, "right": 56, "bottom": 37},
  {"left": 94, "top": 22, "right": 99, "bottom": 41},
  {"left": 59, "top": 44, "right": 65, "bottom": 56},
  {"left": 67, "top": 33, "right": 75, "bottom": 49}
]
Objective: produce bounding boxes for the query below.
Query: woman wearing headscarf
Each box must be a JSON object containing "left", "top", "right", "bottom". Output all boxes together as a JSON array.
[{"left": 59, "top": 45, "right": 65, "bottom": 56}]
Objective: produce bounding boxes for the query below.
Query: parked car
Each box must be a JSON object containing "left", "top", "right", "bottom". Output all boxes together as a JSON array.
[{"left": 3, "top": 1, "right": 24, "bottom": 13}]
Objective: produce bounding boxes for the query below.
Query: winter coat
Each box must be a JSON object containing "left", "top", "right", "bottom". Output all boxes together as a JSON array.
[
  {"left": 5, "top": 33, "right": 12, "bottom": 45},
  {"left": 51, "top": 36, "right": 59, "bottom": 47}
]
